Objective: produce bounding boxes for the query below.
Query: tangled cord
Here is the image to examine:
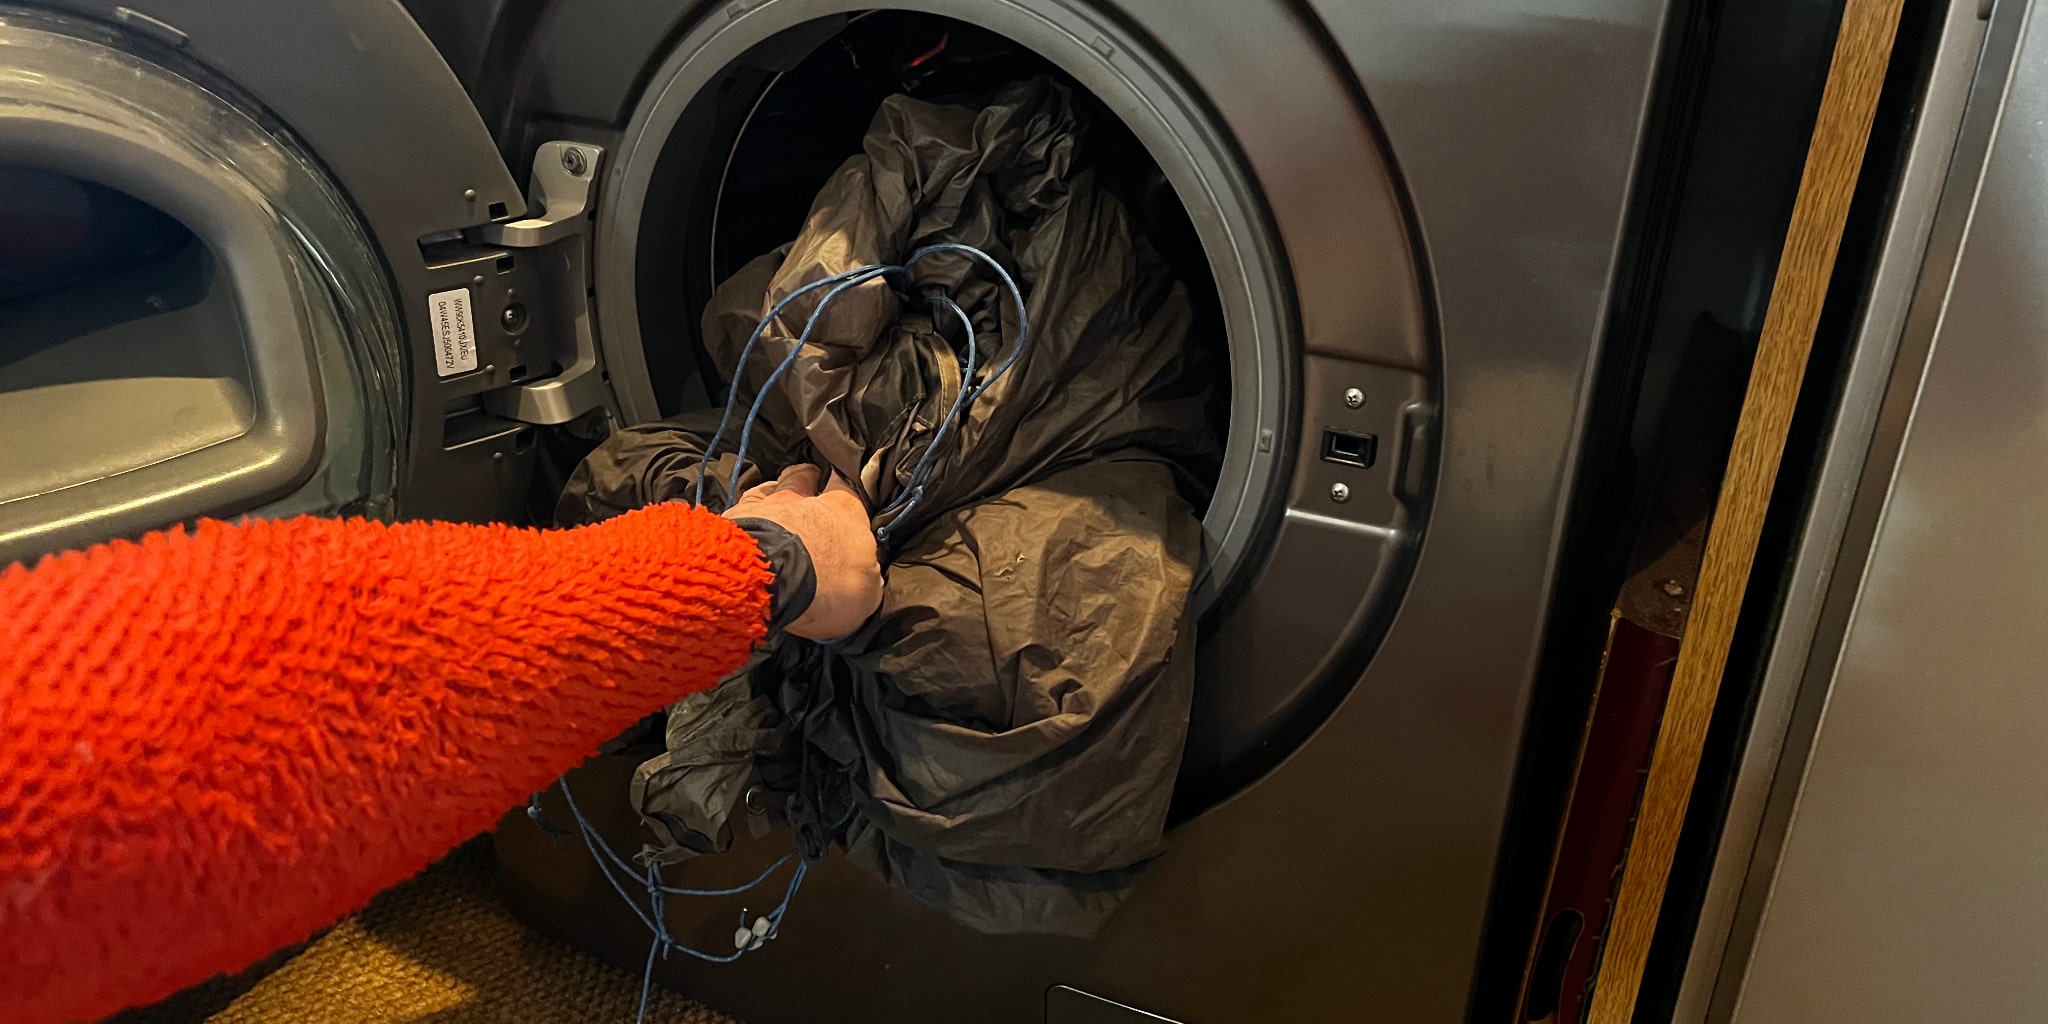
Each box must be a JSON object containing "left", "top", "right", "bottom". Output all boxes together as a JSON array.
[
  {"left": 541, "top": 778, "right": 809, "bottom": 1024},
  {"left": 538, "top": 243, "right": 1029, "bottom": 1023},
  {"left": 692, "top": 243, "right": 1032, "bottom": 538}
]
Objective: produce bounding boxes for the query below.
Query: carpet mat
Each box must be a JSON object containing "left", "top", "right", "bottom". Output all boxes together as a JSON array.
[{"left": 105, "top": 842, "right": 741, "bottom": 1024}]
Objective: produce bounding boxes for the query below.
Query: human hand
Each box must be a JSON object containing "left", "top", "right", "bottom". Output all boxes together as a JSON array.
[{"left": 722, "top": 464, "right": 882, "bottom": 641}]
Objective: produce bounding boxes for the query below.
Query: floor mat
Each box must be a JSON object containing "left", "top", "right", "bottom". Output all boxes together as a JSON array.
[{"left": 109, "top": 842, "right": 742, "bottom": 1024}]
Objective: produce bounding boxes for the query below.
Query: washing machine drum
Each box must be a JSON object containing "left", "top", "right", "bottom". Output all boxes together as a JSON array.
[
  {"left": 0, "top": 0, "right": 1439, "bottom": 939},
  {"left": 556, "top": 73, "right": 1222, "bottom": 935},
  {"left": 544, "top": 5, "right": 1440, "bottom": 936},
  {"left": 585, "top": 5, "right": 1439, "bottom": 812}
]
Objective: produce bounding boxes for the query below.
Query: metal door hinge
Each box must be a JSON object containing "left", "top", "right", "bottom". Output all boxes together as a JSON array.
[{"left": 470, "top": 141, "right": 614, "bottom": 426}]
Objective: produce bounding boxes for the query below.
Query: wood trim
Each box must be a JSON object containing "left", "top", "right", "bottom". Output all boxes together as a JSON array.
[{"left": 1582, "top": 0, "right": 1907, "bottom": 1020}]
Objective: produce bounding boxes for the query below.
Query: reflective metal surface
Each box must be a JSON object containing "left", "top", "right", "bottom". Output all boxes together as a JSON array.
[
  {"left": 1709, "top": 1, "right": 2048, "bottom": 1018},
  {"left": 500, "top": 0, "right": 1676, "bottom": 1020},
  {"left": 1671, "top": 1, "right": 1996, "bottom": 1018}
]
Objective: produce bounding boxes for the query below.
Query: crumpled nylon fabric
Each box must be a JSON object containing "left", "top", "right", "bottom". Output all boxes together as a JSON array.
[{"left": 555, "top": 76, "right": 1218, "bottom": 935}]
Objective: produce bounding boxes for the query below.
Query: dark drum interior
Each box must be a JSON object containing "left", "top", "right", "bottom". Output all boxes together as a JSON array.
[{"left": 632, "top": 10, "right": 1231, "bottom": 512}]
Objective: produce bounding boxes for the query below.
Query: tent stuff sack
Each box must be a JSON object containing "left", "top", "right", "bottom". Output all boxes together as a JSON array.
[{"left": 554, "top": 75, "right": 1221, "bottom": 937}]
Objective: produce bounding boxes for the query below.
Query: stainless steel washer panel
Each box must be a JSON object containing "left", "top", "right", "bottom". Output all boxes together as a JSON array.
[
  {"left": 1715, "top": 1, "right": 2048, "bottom": 1019},
  {"left": 591, "top": 0, "right": 1440, "bottom": 794},
  {"left": 503, "top": 2, "right": 1675, "bottom": 1021}
]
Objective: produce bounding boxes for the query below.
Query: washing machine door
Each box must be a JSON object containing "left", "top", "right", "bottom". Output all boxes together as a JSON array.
[{"left": 0, "top": 0, "right": 606, "bottom": 564}]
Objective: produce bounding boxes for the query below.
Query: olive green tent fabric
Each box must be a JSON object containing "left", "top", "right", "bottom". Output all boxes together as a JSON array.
[{"left": 554, "top": 77, "right": 1216, "bottom": 935}]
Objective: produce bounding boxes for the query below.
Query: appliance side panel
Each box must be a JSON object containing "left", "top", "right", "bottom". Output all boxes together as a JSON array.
[{"left": 1729, "top": 6, "right": 2048, "bottom": 1020}]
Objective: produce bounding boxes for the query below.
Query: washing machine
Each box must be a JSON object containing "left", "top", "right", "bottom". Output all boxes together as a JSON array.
[{"left": 0, "top": 0, "right": 1675, "bottom": 1021}]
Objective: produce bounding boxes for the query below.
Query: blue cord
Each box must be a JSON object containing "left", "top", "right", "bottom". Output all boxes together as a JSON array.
[
  {"left": 555, "top": 774, "right": 812, "bottom": 1024},
  {"left": 874, "top": 244, "right": 1033, "bottom": 534},
  {"left": 874, "top": 293, "right": 977, "bottom": 536},
  {"left": 577, "top": 245, "right": 1029, "bottom": 1018},
  {"left": 696, "top": 243, "right": 1032, "bottom": 538},
  {"left": 900, "top": 242, "right": 1032, "bottom": 398},
  {"left": 693, "top": 263, "right": 894, "bottom": 508},
  {"left": 724, "top": 267, "right": 896, "bottom": 500}
]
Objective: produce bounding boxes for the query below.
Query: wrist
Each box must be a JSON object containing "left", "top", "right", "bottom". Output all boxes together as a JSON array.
[{"left": 730, "top": 518, "right": 817, "bottom": 633}]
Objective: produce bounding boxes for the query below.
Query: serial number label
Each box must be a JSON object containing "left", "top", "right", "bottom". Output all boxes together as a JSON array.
[{"left": 429, "top": 287, "right": 479, "bottom": 377}]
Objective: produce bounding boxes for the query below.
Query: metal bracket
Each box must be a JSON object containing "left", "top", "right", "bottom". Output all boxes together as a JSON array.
[{"left": 471, "top": 141, "right": 614, "bottom": 426}]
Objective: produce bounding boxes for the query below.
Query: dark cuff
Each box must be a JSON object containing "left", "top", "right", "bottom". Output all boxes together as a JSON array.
[{"left": 731, "top": 518, "right": 816, "bottom": 633}]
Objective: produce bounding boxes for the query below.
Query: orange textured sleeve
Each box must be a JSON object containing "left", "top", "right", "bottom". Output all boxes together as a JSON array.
[{"left": 0, "top": 502, "right": 772, "bottom": 1024}]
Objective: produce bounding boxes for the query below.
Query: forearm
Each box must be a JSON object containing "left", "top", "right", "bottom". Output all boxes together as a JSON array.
[{"left": 0, "top": 503, "right": 772, "bottom": 1024}]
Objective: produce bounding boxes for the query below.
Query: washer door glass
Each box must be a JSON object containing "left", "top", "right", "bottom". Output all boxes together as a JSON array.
[{"left": 0, "top": 8, "right": 405, "bottom": 565}]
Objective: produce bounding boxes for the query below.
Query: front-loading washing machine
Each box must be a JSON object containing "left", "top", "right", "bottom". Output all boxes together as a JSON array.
[{"left": 0, "top": 1, "right": 1676, "bottom": 1020}]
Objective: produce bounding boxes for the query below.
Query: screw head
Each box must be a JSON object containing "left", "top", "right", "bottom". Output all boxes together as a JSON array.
[
  {"left": 1344, "top": 387, "right": 1365, "bottom": 409},
  {"left": 1329, "top": 482, "right": 1351, "bottom": 503},
  {"left": 463, "top": 188, "right": 478, "bottom": 201},
  {"left": 561, "top": 147, "right": 589, "bottom": 176},
  {"left": 500, "top": 302, "right": 529, "bottom": 334}
]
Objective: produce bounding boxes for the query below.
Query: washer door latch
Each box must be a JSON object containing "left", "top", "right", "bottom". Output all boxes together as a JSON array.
[{"left": 469, "top": 141, "right": 614, "bottom": 427}]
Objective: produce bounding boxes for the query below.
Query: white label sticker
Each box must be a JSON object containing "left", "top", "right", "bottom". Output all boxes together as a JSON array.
[{"left": 428, "top": 287, "right": 479, "bottom": 377}]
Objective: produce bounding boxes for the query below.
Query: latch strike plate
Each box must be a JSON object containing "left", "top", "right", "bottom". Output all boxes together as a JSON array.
[{"left": 471, "top": 142, "right": 614, "bottom": 426}]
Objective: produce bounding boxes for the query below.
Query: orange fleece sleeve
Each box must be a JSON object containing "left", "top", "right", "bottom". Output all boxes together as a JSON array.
[{"left": 0, "top": 503, "right": 772, "bottom": 1024}]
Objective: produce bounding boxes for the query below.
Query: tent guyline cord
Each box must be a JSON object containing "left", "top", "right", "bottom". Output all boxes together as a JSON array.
[
  {"left": 526, "top": 243, "right": 1028, "bottom": 1023},
  {"left": 547, "top": 774, "right": 809, "bottom": 1024},
  {"left": 690, "top": 243, "right": 1033, "bottom": 540},
  {"left": 542, "top": 770, "right": 859, "bottom": 1023}
]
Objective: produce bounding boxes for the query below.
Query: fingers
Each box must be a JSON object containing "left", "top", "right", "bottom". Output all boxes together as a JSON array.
[
  {"left": 731, "top": 463, "right": 824, "bottom": 507},
  {"left": 725, "top": 461, "right": 882, "bottom": 640},
  {"left": 776, "top": 463, "right": 823, "bottom": 496},
  {"left": 822, "top": 471, "right": 860, "bottom": 498}
]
